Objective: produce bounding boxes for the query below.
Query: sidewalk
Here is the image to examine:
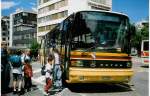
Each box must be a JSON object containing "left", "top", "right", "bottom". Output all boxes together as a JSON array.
[
  {"left": 131, "top": 56, "right": 142, "bottom": 64},
  {"left": 31, "top": 61, "right": 64, "bottom": 96}
]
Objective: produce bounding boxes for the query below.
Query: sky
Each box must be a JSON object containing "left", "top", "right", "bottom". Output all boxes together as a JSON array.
[
  {"left": 1, "top": 0, "right": 149, "bottom": 23},
  {"left": 1, "top": 0, "right": 37, "bottom": 15},
  {"left": 112, "top": 0, "right": 149, "bottom": 23}
]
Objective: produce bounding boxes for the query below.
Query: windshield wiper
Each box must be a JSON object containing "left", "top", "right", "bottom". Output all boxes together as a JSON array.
[{"left": 83, "top": 42, "right": 99, "bottom": 52}]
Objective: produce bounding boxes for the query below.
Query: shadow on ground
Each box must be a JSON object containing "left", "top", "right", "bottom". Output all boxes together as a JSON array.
[
  {"left": 67, "top": 83, "right": 132, "bottom": 93},
  {"left": 141, "top": 65, "right": 149, "bottom": 68},
  {"left": 1, "top": 85, "right": 39, "bottom": 96}
]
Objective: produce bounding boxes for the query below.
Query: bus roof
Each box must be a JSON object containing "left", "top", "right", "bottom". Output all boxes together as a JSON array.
[
  {"left": 73, "top": 10, "right": 129, "bottom": 18},
  {"left": 45, "top": 10, "right": 130, "bottom": 37}
]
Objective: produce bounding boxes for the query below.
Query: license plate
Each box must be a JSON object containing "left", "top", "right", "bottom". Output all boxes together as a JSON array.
[{"left": 102, "top": 76, "right": 111, "bottom": 80}]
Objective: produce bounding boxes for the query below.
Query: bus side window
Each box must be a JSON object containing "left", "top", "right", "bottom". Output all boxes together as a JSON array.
[
  {"left": 63, "top": 15, "right": 74, "bottom": 32},
  {"left": 62, "top": 16, "right": 74, "bottom": 41}
]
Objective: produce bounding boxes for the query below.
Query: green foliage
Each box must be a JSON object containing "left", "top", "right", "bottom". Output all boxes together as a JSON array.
[
  {"left": 30, "top": 40, "right": 40, "bottom": 50},
  {"left": 141, "top": 23, "right": 149, "bottom": 40},
  {"left": 30, "top": 39, "right": 40, "bottom": 57},
  {"left": 131, "top": 30, "right": 142, "bottom": 49},
  {"left": 131, "top": 21, "right": 149, "bottom": 55}
]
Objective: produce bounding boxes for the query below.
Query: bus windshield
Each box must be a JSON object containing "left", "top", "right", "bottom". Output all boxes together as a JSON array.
[{"left": 71, "top": 11, "right": 129, "bottom": 52}]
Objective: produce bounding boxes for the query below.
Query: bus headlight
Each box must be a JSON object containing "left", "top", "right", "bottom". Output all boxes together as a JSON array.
[
  {"left": 76, "top": 61, "right": 84, "bottom": 67},
  {"left": 127, "top": 62, "right": 132, "bottom": 68},
  {"left": 71, "top": 60, "right": 84, "bottom": 67}
]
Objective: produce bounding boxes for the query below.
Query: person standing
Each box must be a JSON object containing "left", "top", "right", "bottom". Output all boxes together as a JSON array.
[
  {"left": 9, "top": 50, "right": 23, "bottom": 94},
  {"left": 53, "top": 48, "right": 62, "bottom": 90},
  {"left": 39, "top": 49, "right": 45, "bottom": 66},
  {"left": 1, "top": 43, "right": 11, "bottom": 93},
  {"left": 44, "top": 56, "right": 54, "bottom": 95},
  {"left": 24, "top": 59, "right": 33, "bottom": 92},
  {"left": 21, "top": 49, "right": 33, "bottom": 91}
]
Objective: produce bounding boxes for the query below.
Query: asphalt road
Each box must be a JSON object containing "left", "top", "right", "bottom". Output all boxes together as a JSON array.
[{"left": 2, "top": 56, "right": 149, "bottom": 96}]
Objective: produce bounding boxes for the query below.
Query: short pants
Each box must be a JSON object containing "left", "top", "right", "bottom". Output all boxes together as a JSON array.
[{"left": 13, "top": 73, "right": 22, "bottom": 81}]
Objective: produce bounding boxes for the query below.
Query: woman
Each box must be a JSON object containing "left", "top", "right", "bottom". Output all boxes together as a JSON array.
[{"left": 53, "top": 48, "right": 62, "bottom": 90}]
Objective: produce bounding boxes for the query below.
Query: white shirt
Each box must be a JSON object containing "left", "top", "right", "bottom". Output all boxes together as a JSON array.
[
  {"left": 21, "top": 54, "right": 30, "bottom": 63},
  {"left": 45, "top": 63, "right": 53, "bottom": 79},
  {"left": 54, "top": 53, "right": 60, "bottom": 64},
  {"left": 12, "top": 66, "right": 22, "bottom": 74},
  {"left": 21, "top": 54, "right": 30, "bottom": 76},
  {"left": 21, "top": 54, "right": 25, "bottom": 63}
]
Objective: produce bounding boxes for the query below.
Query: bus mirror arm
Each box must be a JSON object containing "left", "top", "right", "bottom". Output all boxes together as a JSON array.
[{"left": 130, "top": 25, "right": 136, "bottom": 35}]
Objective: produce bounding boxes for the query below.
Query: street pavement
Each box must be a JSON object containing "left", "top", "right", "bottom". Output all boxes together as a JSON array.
[{"left": 1, "top": 56, "right": 149, "bottom": 96}]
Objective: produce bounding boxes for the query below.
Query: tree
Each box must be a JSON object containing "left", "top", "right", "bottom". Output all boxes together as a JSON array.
[
  {"left": 30, "top": 39, "right": 40, "bottom": 59},
  {"left": 141, "top": 22, "right": 149, "bottom": 40},
  {"left": 131, "top": 29, "right": 142, "bottom": 55},
  {"left": 131, "top": 21, "right": 149, "bottom": 56}
]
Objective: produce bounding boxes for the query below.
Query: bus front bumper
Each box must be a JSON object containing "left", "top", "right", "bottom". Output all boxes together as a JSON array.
[{"left": 66, "top": 68, "right": 134, "bottom": 83}]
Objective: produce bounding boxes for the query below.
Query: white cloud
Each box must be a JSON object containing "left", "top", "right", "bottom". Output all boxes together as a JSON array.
[
  {"left": 30, "top": 2, "right": 36, "bottom": 6},
  {"left": 1, "top": 1, "right": 18, "bottom": 10},
  {"left": 32, "top": 7, "right": 37, "bottom": 12}
]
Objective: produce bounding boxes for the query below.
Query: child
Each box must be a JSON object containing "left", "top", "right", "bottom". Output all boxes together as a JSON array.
[
  {"left": 44, "top": 56, "right": 53, "bottom": 95},
  {"left": 24, "top": 59, "right": 33, "bottom": 92}
]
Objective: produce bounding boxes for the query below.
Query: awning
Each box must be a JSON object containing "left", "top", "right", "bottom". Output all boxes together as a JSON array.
[{"left": 37, "top": 31, "right": 50, "bottom": 37}]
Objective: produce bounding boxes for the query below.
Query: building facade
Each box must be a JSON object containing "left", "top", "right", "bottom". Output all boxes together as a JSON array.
[
  {"left": 9, "top": 10, "right": 37, "bottom": 48},
  {"left": 1, "top": 16, "right": 10, "bottom": 47},
  {"left": 37, "top": 0, "right": 112, "bottom": 41},
  {"left": 136, "top": 20, "right": 149, "bottom": 30}
]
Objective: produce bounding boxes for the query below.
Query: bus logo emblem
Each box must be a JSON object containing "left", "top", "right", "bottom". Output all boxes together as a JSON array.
[{"left": 91, "top": 61, "right": 96, "bottom": 68}]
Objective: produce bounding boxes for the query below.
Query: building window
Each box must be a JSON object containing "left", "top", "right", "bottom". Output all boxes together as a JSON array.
[
  {"left": 38, "top": 26, "right": 46, "bottom": 32},
  {"left": 90, "top": 0, "right": 106, "bottom": 5},
  {"left": 23, "top": 12, "right": 28, "bottom": 16},
  {"left": 2, "top": 38, "right": 6, "bottom": 41},
  {"left": 38, "top": 0, "right": 41, "bottom": 5},
  {"left": 38, "top": 24, "right": 57, "bottom": 32},
  {"left": 43, "top": 0, "right": 49, "bottom": 3},
  {"left": 49, "top": 4, "right": 55, "bottom": 11},
  {"left": 89, "top": 2, "right": 110, "bottom": 11},
  {"left": 2, "top": 32, "right": 6, "bottom": 36},
  {"left": 38, "top": 11, "right": 68, "bottom": 23},
  {"left": 25, "top": 34, "right": 30, "bottom": 39},
  {"left": 38, "top": 0, "right": 68, "bottom": 14}
]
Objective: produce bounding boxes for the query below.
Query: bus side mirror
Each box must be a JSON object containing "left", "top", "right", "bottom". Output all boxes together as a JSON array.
[
  {"left": 130, "top": 25, "right": 136, "bottom": 35},
  {"left": 60, "top": 22, "right": 63, "bottom": 31}
]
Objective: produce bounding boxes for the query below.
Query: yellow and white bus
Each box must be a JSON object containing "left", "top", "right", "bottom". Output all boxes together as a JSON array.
[{"left": 45, "top": 10, "right": 134, "bottom": 84}]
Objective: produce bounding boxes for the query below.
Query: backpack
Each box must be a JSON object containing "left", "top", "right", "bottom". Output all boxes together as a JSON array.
[
  {"left": 10, "top": 55, "right": 22, "bottom": 67},
  {"left": 41, "top": 65, "right": 46, "bottom": 75},
  {"left": 24, "top": 64, "right": 33, "bottom": 77}
]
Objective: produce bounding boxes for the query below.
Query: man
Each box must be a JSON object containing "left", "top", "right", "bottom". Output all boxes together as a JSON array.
[
  {"left": 1, "top": 42, "right": 11, "bottom": 93},
  {"left": 9, "top": 50, "right": 23, "bottom": 94}
]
